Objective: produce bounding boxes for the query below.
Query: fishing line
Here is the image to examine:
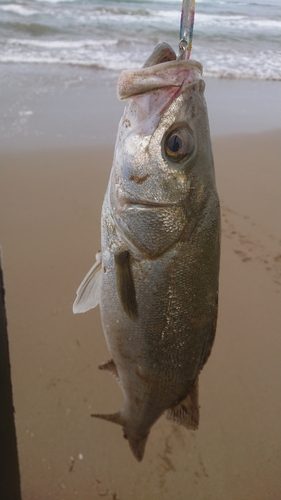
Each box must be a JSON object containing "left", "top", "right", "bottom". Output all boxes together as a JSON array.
[{"left": 178, "top": 0, "right": 195, "bottom": 60}]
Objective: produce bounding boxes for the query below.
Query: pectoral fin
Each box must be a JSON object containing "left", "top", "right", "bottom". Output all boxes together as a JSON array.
[
  {"left": 114, "top": 251, "right": 138, "bottom": 320},
  {"left": 73, "top": 251, "right": 102, "bottom": 313},
  {"left": 166, "top": 378, "right": 199, "bottom": 430}
]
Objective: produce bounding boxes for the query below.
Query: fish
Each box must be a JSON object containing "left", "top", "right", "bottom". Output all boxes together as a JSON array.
[{"left": 73, "top": 42, "right": 220, "bottom": 462}]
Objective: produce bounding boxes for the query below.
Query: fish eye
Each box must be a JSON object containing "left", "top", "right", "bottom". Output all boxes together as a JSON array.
[{"left": 164, "top": 128, "right": 194, "bottom": 163}]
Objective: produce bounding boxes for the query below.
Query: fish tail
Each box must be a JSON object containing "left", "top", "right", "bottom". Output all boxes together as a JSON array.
[
  {"left": 125, "top": 433, "right": 149, "bottom": 462},
  {"left": 91, "top": 411, "right": 148, "bottom": 461}
]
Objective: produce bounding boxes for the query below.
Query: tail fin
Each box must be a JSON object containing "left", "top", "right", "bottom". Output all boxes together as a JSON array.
[
  {"left": 125, "top": 433, "right": 148, "bottom": 462},
  {"left": 91, "top": 411, "right": 149, "bottom": 462}
]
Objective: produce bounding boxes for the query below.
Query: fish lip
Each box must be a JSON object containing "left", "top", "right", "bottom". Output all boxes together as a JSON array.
[
  {"left": 116, "top": 201, "right": 178, "bottom": 210},
  {"left": 109, "top": 187, "right": 176, "bottom": 214}
]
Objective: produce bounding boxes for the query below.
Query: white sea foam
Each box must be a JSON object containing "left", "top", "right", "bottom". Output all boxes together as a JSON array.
[
  {"left": 100, "top": 9, "right": 281, "bottom": 31},
  {"left": 195, "top": 13, "right": 281, "bottom": 30},
  {"left": 200, "top": 49, "right": 281, "bottom": 81},
  {"left": 156, "top": 10, "right": 181, "bottom": 21},
  {"left": 196, "top": 13, "right": 244, "bottom": 25},
  {"left": 1, "top": 40, "right": 280, "bottom": 81},
  {"left": 0, "top": 52, "right": 137, "bottom": 71},
  {"left": 19, "top": 110, "right": 33, "bottom": 116},
  {"left": 0, "top": 4, "right": 38, "bottom": 16},
  {"left": 242, "top": 18, "right": 281, "bottom": 29},
  {"left": 8, "top": 39, "right": 118, "bottom": 49},
  {"left": 34, "top": 0, "right": 76, "bottom": 3}
]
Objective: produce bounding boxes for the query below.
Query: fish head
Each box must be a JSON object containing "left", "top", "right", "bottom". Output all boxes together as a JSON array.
[{"left": 109, "top": 45, "right": 215, "bottom": 257}]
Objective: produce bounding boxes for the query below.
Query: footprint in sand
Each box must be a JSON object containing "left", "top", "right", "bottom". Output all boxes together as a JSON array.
[{"left": 221, "top": 202, "right": 281, "bottom": 289}]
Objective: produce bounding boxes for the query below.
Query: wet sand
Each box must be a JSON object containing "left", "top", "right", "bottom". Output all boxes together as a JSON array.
[
  {"left": 1, "top": 64, "right": 281, "bottom": 152},
  {"left": 0, "top": 126, "right": 281, "bottom": 498}
]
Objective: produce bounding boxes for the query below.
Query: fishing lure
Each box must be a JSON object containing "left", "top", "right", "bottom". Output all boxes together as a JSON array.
[{"left": 179, "top": 0, "right": 196, "bottom": 60}]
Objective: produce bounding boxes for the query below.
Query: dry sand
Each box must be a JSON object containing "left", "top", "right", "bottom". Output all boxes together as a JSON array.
[{"left": 0, "top": 128, "right": 281, "bottom": 499}]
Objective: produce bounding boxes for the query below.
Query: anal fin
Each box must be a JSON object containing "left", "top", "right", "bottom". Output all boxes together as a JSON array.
[
  {"left": 166, "top": 378, "right": 199, "bottom": 430},
  {"left": 91, "top": 411, "right": 125, "bottom": 426},
  {"left": 98, "top": 359, "right": 119, "bottom": 380}
]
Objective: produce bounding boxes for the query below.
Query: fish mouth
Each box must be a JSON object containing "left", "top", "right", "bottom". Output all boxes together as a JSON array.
[
  {"left": 118, "top": 59, "right": 202, "bottom": 101},
  {"left": 114, "top": 200, "right": 179, "bottom": 213},
  {"left": 121, "top": 201, "right": 173, "bottom": 208},
  {"left": 111, "top": 186, "right": 180, "bottom": 212}
]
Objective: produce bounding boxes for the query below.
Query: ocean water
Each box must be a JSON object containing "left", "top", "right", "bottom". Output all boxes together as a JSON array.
[{"left": 0, "top": 0, "right": 280, "bottom": 80}]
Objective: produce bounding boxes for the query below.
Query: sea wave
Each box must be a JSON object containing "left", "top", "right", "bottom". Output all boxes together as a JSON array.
[
  {"left": 0, "top": 21, "right": 60, "bottom": 36},
  {"left": 0, "top": 53, "right": 139, "bottom": 72},
  {"left": 8, "top": 38, "right": 118, "bottom": 49},
  {"left": 1, "top": 3, "right": 280, "bottom": 37},
  {"left": 201, "top": 49, "right": 281, "bottom": 81},
  {"left": 1, "top": 0, "right": 280, "bottom": 82},
  {"left": 33, "top": 0, "right": 77, "bottom": 3},
  {"left": 193, "top": 12, "right": 281, "bottom": 31},
  {"left": 1, "top": 37, "right": 280, "bottom": 81},
  {"left": 0, "top": 4, "right": 39, "bottom": 16},
  {"left": 2, "top": 3, "right": 280, "bottom": 32},
  {"left": 93, "top": 6, "right": 151, "bottom": 17}
]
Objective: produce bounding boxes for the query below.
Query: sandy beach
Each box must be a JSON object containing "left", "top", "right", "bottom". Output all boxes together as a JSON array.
[{"left": 0, "top": 75, "right": 281, "bottom": 499}]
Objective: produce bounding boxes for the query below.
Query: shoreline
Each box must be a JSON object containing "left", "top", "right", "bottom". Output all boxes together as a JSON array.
[{"left": 1, "top": 64, "right": 280, "bottom": 153}]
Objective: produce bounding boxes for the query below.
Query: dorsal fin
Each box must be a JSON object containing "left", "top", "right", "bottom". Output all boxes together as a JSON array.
[
  {"left": 73, "top": 251, "right": 102, "bottom": 313},
  {"left": 166, "top": 378, "right": 199, "bottom": 430}
]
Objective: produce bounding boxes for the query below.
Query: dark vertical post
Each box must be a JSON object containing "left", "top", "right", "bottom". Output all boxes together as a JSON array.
[{"left": 0, "top": 255, "right": 22, "bottom": 500}]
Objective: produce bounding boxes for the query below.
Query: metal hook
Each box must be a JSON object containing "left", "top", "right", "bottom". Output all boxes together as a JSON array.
[{"left": 178, "top": 0, "right": 196, "bottom": 60}]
